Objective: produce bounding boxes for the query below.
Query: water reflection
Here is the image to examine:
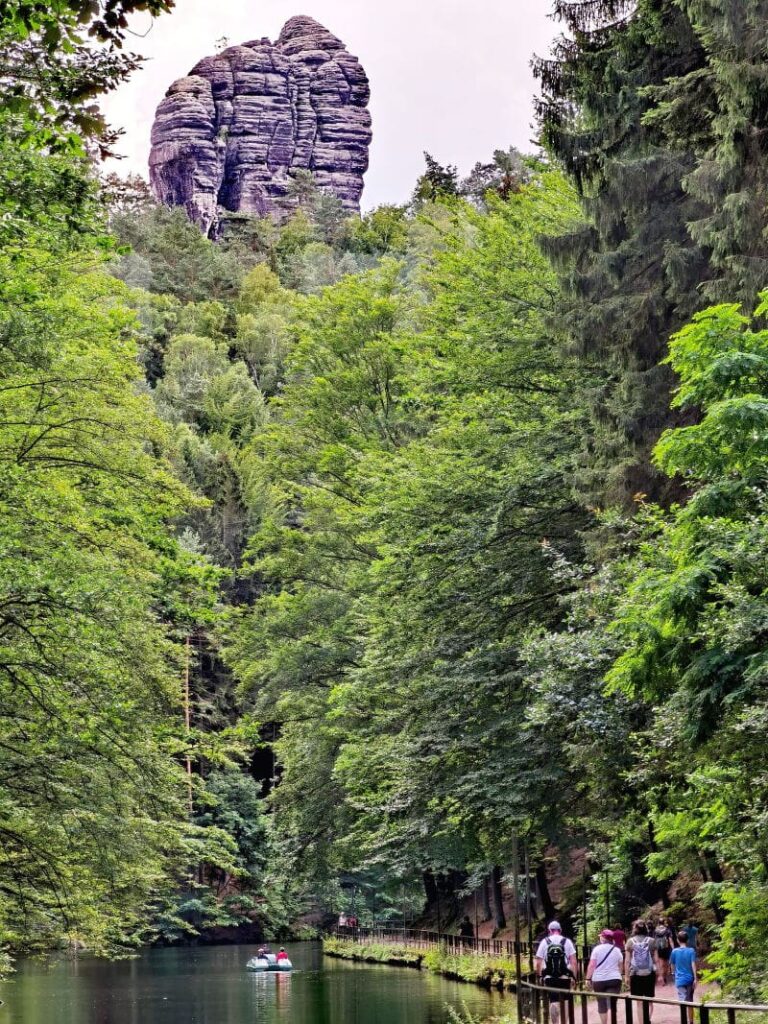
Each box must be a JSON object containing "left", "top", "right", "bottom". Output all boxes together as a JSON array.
[{"left": 0, "top": 942, "right": 506, "bottom": 1024}]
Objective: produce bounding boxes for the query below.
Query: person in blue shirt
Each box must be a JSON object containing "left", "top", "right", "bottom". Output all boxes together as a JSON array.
[
  {"left": 670, "top": 930, "right": 697, "bottom": 1022},
  {"left": 684, "top": 922, "right": 699, "bottom": 951}
]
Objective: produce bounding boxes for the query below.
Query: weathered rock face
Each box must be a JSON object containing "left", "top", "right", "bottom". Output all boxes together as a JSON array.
[{"left": 149, "top": 16, "right": 372, "bottom": 235}]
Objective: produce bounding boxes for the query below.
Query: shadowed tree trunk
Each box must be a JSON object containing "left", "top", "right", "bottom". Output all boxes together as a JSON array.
[
  {"left": 703, "top": 852, "right": 724, "bottom": 885},
  {"left": 536, "top": 863, "right": 556, "bottom": 923},
  {"left": 423, "top": 869, "right": 438, "bottom": 910},
  {"left": 491, "top": 865, "right": 506, "bottom": 930},
  {"left": 481, "top": 875, "right": 492, "bottom": 921}
]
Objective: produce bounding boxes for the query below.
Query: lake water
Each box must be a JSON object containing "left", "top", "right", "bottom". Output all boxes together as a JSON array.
[{"left": 0, "top": 942, "right": 508, "bottom": 1023}]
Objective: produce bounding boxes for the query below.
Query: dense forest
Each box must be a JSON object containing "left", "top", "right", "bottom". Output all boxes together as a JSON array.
[{"left": 5, "top": 0, "right": 768, "bottom": 1002}]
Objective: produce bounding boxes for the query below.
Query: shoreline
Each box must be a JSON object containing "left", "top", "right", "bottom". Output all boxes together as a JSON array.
[{"left": 322, "top": 937, "right": 519, "bottom": 991}]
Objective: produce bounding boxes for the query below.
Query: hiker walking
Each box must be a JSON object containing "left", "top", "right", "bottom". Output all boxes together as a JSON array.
[
  {"left": 586, "top": 929, "right": 624, "bottom": 1024},
  {"left": 459, "top": 914, "right": 474, "bottom": 947},
  {"left": 670, "top": 929, "right": 697, "bottom": 1024},
  {"left": 625, "top": 920, "right": 659, "bottom": 1024},
  {"left": 535, "top": 920, "right": 578, "bottom": 1024},
  {"left": 611, "top": 924, "right": 627, "bottom": 954},
  {"left": 653, "top": 918, "right": 676, "bottom": 985}
]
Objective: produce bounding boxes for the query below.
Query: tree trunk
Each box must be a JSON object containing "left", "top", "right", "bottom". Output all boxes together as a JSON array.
[
  {"left": 704, "top": 852, "right": 724, "bottom": 884},
  {"left": 702, "top": 852, "right": 726, "bottom": 923},
  {"left": 423, "top": 870, "right": 438, "bottom": 909},
  {"left": 491, "top": 865, "right": 507, "bottom": 930},
  {"left": 481, "top": 875, "right": 492, "bottom": 921},
  {"left": 536, "top": 862, "right": 556, "bottom": 922}
]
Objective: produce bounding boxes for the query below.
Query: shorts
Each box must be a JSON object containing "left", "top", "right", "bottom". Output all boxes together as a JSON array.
[
  {"left": 592, "top": 979, "right": 622, "bottom": 1013},
  {"left": 630, "top": 973, "right": 656, "bottom": 998},
  {"left": 657, "top": 947, "right": 671, "bottom": 961},
  {"left": 677, "top": 983, "right": 695, "bottom": 1003},
  {"left": 544, "top": 977, "right": 573, "bottom": 1009}
]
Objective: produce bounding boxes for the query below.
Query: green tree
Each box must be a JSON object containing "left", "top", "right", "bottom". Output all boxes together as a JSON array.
[
  {"left": 534, "top": 0, "right": 710, "bottom": 504},
  {"left": 111, "top": 205, "right": 255, "bottom": 303},
  {"left": 0, "top": 249, "right": 233, "bottom": 958},
  {"left": 412, "top": 152, "right": 460, "bottom": 207},
  {"left": 0, "top": 1, "right": 174, "bottom": 154},
  {"left": 228, "top": 174, "right": 588, "bottom": 909}
]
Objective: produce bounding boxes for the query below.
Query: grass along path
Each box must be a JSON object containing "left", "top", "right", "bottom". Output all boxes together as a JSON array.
[{"left": 323, "top": 937, "right": 518, "bottom": 989}]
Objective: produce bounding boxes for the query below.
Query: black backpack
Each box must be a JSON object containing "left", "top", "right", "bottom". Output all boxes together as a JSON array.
[{"left": 545, "top": 938, "right": 571, "bottom": 979}]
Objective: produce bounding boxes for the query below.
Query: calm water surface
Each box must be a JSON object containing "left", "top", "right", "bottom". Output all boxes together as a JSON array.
[{"left": 0, "top": 942, "right": 507, "bottom": 1024}]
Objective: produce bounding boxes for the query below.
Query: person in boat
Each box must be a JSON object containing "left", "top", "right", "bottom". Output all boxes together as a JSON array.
[
  {"left": 277, "top": 947, "right": 289, "bottom": 962},
  {"left": 257, "top": 946, "right": 266, "bottom": 959}
]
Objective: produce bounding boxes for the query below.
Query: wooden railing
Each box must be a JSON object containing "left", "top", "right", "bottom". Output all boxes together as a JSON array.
[
  {"left": 520, "top": 978, "right": 768, "bottom": 1024},
  {"left": 331, "top": 928, "right": 768, "bottom": 1024},
  {"left": 332, "top": 924, "right": 536, "bottom": 960}
]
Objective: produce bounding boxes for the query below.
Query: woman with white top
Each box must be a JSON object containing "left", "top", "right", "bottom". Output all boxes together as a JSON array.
[{"left": 586, "top": 929, "right": 625, "bottom": 1024}]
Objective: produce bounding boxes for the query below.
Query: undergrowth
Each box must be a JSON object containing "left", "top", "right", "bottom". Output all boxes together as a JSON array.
[{"left": 323, "top": 938, "right": 517, "bottom": 989}]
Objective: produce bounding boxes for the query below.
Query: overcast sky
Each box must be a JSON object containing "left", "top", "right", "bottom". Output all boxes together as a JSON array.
[{"left": 102, "top": 0, "right": 559, "bottom": 209}]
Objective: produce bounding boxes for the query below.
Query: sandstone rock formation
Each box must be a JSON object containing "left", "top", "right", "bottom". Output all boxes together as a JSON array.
[{"left": 149, "top": 16, "right": 372, "bottom": 235}]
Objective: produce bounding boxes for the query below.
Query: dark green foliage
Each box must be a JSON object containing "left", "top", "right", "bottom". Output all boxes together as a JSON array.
[
  {"left": 196, "top": 770, "right": 269, "bottom": 887},
  {"left": 460, "top": 148, "right": 532, "bottom": 206},
  {"left": 112, "top": 205, "right": 256, "bottom": 303},
  {"left": 537, "top": 0, "right": 768, "bottom": 507},
  {"left": 11, "top": 0, "right": 768, "bottom": 986},
  {"left": 412, "top": 152, "right": 461, "bottom": 207},
  {"left": 224, "top": 174, "right": 589, "bottom": 909},
  {"left": 535, "top": 0, "right": 710, "bottom": 504},
  {"left": 660, "top": 1, "right": 768, "bottom": 305},
  {"left": 0, "top": 1, "right": 174, "bottom": 154},
  {"left": 0, "top": 217, "right": 235, "bottom": 961}
]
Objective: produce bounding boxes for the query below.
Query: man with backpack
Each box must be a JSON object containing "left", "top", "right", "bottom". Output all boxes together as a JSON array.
[
  {"left": 625, "top": 920, "right": 660, "bottom": 1024},
  {"left": 653, "top": 918, "right": 676, "bottom": 985},
  {"left": 535, "top": 921, "right": 579, "bottom": 1024}
]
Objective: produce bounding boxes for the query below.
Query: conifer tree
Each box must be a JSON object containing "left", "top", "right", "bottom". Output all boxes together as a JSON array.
[
  {"left": 657, "top": 1, "right": 768, "bottom": 304},
  {"left": 535, "top": 0, "right": 710, "bottom": 503}
]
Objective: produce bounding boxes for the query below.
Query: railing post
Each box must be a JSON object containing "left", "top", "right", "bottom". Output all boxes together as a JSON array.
[
  {"left": 642, "top": 996, "right": 651, "bottom": 1024},
  {"left": 699, "top": 1004, "right": 710, "bottom": 1024},
  {"left": 515, "top": 941, "right": 523, "bottom": 1015}
]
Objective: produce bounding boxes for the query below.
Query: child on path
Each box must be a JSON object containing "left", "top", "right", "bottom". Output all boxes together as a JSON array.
[{"left": 670, "top": 930, "right": 697, "bottom": 1024}]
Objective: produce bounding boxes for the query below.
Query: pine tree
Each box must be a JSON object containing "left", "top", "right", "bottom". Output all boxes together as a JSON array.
[
  {"left": 659, "top": 1, "right": 768, "bottom": 304},
  {"left": 535, "top": 0, "right": 710, "bottom": 504},
  {"left": 412, "top": 153, "right": 460, "bottom": 207}
]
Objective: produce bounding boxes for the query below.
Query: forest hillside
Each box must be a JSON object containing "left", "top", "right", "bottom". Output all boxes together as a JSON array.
[{"left": 2, "top": 0, "right": 768, "bottom": 1003}]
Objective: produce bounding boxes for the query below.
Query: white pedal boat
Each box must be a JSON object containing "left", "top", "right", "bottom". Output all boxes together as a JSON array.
[{"left": 247, "top": 952, "right": 293, "bottom": 972}]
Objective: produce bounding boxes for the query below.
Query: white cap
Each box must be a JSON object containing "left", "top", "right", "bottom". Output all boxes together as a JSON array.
[{"left": 548, "top": 921, "right": 562, "bottom": 932}]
